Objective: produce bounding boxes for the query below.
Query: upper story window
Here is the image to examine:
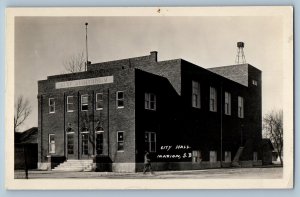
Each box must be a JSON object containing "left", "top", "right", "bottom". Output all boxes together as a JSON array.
[
  {"left": 66, "top": 96, "right": 74, "bottom": 112},
  {"left": 209, "top": 87, "right": 217, "bottom": 112},
  {"left": 252, "top": 80, "right": 258, "bottom": 86},
  {"left": 81, "top": 94, "right": 89, "bottom": 111},
  {"left": 238, "top": 96, "right": 244, "bottom": 118},
  {"left": 116, "top": 91, "right": 124, "bottom": 108},
  {"left": 224, "top": 92, "right": 231, "bottom": 115},
  {"left": 96, "top": 93, "right": 103, "bottom": 110},
  {"left": 49, "top": 98, "right": 55, "bottom": 113},
  {"left": 145, "top": 92, "right": 156, "bottom": 110},
  {"left": 192, "top": 81, "right": 201, "bottom": 108}
]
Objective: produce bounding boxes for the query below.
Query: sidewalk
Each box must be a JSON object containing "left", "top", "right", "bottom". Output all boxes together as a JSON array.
[{"left": 14, "top": 166, "right": 283, "bottom": 179}]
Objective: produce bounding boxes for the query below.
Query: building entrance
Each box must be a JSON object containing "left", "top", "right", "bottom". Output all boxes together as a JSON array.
[{"left": 66, "top": 132, "right": 76, "bottom": 159}]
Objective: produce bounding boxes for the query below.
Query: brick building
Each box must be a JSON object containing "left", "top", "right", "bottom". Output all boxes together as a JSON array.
[{"left": 37, "top": 51, "right": 262, "bottom": 172}]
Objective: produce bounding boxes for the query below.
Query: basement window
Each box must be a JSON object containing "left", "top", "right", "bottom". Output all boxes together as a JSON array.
[
  {"left": 224, "top": 151, "right": 231, "bottom": 162},
  {"left": 192, "top": 150, "right": 202, "bottom": 163},
  {"left": 253, "top": 152, "right": 258, "bottom": 161},
  {"left": 209, "top": 151, "right": 217, "bottom": 163}
]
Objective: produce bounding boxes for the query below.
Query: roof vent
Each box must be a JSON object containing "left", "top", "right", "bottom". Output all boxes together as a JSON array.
[{"left": 150, "top": 51, "right": 158, "bottom": 62}]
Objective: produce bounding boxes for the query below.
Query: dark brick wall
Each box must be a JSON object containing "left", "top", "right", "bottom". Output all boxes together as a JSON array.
[
  {"left": 135, "top": 69, "right": 181, "bottom": 163},
  {"left": 134, "top": 59, "right": 262, "bottom": 164},
  {"left": 181, "top": 61, "right": 262, "bottom": 161}
]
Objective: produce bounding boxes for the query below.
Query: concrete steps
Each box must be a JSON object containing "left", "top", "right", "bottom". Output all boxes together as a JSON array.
[
  {"left": 232, "top": 147, "right": 244, "bottom": 167},
  {"left": 52, "top": 159, "right": 94, "bottom": 172}
]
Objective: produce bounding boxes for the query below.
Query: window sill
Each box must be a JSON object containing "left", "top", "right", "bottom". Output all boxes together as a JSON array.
[
  {"left": 117, "top": 106, "right": 124, "bottom": 109},
  {"left": 117, "top": 150, "right": 124, "bottom": 153},
  {"left": 145, "top": 109, "right": 156, "bottom": 111}
]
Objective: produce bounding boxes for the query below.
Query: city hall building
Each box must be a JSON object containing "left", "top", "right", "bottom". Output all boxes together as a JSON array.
[{"left": 37, "top": 51, "right": 262, "bottom": 172}]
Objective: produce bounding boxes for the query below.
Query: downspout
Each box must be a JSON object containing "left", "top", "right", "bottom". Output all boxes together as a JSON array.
[
  {"left": 107, "top": 88, "right": 110, "bottom": 156},
  {"left": 220, "top": 82, "right": 223, "bottom": 167}
]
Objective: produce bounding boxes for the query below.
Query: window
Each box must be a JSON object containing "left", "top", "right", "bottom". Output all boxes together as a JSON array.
[
  {"left": 96, "top": 93, "right": 103, "bottom": 110},
  {"left": 238, "top": 96, "right": 244, "bottom": 118},
  {"left": 209, "top": 151, "right": 217, "bottom": 162},
  {"left": 192, "top": 150, "right": 202, "bottom": 163},
  {"left": 209, "top": 87, "right": 217, "bottom": 112},
  {"left": 49, "top": 134, "right": 55, "bottom": 154},
  {"left": 253, "top": 152, "right": 258, "bottom": 162},
  {"left": 49, "top": 98, "right": 55, "bottom": 113},
  {"left": 145, "top": 132, "right": 156, "bottom": 152},
  {"left": 224, "top": 92, "right": 231, "bottom": 115},
  {"left": 81, "top": 94, "right": 88, "bottom": 111},
  {"left": 116, "top": 91, "right": 124, "bottom": 108},
  {"left": 252, "top": 80, "right": 258, "bottom": 86},
  {"left": 192, "top": 81, "right": 201, "bottom": 108},
  {"left": 117, "top": 131, "right": 124, "bottom": 151},
  {"left": 224, "top": 151, "right": 231, "bottom": 162},
  {"left": 96, "top": 129, "right": 104, "bottom": 155},
  {"left": 66, "top": 96, "right": 74, "bottom": 112},
  {"left": 145, "top": 93, "right": 156, "bottom": 110},
  {"left": 67, "top": 133, "right": 74, "bottom": 155}
]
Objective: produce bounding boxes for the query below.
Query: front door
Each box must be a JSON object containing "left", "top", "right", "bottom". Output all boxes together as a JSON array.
[
  {"left": 81, "top": 133, "right": 89, "bottom": 159},
  {"left": 66, "top": 132, "right": 75, "bottom": 159}
]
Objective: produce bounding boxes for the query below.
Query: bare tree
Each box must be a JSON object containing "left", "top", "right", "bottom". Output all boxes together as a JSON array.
[
  {"left": 263, "top": 109, "right": 283, "bottom": 165},
  {"left": 14, "top": 96, "right": 32, "bottom": 133},
  {"left": 63, "top": 52, "right": 86, "bottom": 73}
]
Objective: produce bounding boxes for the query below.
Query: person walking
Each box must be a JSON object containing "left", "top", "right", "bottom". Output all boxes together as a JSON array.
[{"left": 143, "top": 151, "right": 153, "bottom": 174}]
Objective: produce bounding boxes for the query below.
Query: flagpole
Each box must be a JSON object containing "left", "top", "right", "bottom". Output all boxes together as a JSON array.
[{"left": 85, "top": 22, "right": 89, "bottom": 71}]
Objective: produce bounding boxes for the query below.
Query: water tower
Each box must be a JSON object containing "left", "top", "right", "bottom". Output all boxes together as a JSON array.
[{"left": 235, "top": 42, "right": 246, "bottom": 64}]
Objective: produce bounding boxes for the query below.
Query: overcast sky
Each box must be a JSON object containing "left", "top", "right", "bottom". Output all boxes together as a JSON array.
[{"left": 15, "top": 16, "right": 283, "bottom": 131}]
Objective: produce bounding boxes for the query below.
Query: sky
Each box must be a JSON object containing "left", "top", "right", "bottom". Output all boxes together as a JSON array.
[{"left": 15, "top": 16, "right": 283, "bottom": 132}]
